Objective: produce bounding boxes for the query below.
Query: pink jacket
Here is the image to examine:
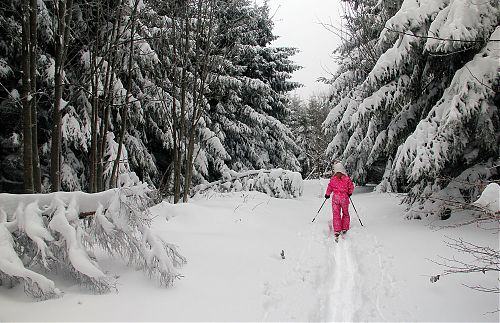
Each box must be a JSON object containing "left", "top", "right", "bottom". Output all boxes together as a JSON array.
[{"left": 326, "top": 175, "right": 354, "bottom": 200}]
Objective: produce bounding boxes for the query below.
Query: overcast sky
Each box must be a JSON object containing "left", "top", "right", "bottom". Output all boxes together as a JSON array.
[{"left": 257, "top": 0, "right": 343, "bottom": 99}]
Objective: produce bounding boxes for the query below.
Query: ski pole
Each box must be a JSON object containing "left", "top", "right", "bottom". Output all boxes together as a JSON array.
[
  {"left": 349, "top": 196, "right": 364, "bottom": 226},
  {"left": 312, "top": 198, "right": 328, "bottom": 223}
]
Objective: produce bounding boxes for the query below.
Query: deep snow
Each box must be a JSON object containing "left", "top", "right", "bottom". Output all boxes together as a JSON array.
[{"left": 0, "top": 180, "right": 498, "bottom": 322}]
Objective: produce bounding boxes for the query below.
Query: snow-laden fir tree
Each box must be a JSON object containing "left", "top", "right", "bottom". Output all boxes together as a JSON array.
[
  {"left": 204, "top": 0, "right": 302, "bottom": 178},
  {"left": 323, "top": 0, "right": 399, "bottom": 182},
  {"left": 324, "top": 0, "right": 499, "bottom": 218}
]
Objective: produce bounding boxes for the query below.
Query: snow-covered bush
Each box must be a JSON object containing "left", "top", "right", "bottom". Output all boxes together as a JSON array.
[
  {"left": 0, "top": 183, "right": 185, "bottom": 299},
  {"left": 193, "top": 169, "right": 303, "bottom": 199}
]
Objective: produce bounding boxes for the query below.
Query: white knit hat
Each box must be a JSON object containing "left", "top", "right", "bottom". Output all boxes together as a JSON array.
[{"left": 333, "top": 162, "right": 347, "bottom": 175}]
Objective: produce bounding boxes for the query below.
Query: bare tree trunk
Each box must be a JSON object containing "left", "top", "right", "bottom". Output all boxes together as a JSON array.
[
  {"left": 97, "top": 0, "right": 123, "bottom": 191},
  {"left": 110, "top": 0, "right": 140, "bottom": 188},
  {"left": 181, "top": 0, "right": 202, "bottom": 202},
  {"left": 89, "top": 45, "right": 99, "bottom": 192},
  {"left": 21, "top": 0, "right": 34, "bottom": 193},
  {"left": 50, "top": 0, "right": 74, "bottom": 192},
  {"left": 97, "top": 35, "right": 112, "bottom": 193},
  {"left": 172, "top": 4, "right": 190, "bottom": 204},
  {"left": 182, "top": 0, "right": 216, "bottom": 202},
  {"left": 170, "top": 24, "right": 180, "bottom": 202},
  {"left": 29, "top": 0, "right": 41, "bottom": 192},
  {"left": 183, "top": 129, "right": 196, "bottom": 202}
]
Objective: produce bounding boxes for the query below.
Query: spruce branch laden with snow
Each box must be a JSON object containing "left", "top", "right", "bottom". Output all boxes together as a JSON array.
[{"left": 0, "top": 182, "right": 185, "bottom": 299}]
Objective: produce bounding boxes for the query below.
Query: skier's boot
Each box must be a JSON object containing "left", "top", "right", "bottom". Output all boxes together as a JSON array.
[
  {"left": 341, "top": 230, "right": 347, "bottom": 239},
  {"left": 334, "top": 232, "right": 340, "bottom": 243}
]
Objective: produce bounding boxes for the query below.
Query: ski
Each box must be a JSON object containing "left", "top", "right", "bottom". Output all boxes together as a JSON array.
[{"left": 334, "top": 231, "right": 347, "bottom": 243}]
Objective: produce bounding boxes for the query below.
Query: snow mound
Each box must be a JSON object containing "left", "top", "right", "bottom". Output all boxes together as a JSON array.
[{"left": 473, "top": 183, "right": 500, "bottom": 214}]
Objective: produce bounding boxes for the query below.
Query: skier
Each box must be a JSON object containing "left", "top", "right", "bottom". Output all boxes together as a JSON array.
[{"left": 324, "top": 162, "right": 354, "bottom": 241}]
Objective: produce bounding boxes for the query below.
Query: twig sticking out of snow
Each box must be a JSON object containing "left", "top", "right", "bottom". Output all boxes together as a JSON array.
[{"left": 429, "top": 237, "right": 499, "bottom": 294}]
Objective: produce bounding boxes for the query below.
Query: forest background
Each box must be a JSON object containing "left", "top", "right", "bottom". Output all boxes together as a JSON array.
[{"left": 0, "top": 0, "right": 498, "bottom": 215}]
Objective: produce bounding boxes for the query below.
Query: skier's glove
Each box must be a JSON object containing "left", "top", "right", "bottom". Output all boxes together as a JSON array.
[
  {"left": 324, "top": 194, "right": 330, "bottom": 199},
  {"left": 348, "top": 193, "right": 352, "bottom": 197}
]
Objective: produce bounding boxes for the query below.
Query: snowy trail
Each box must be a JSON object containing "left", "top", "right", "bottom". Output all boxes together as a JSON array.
[
  {"left": 327, "top": 238, "right": 359, "bottom": 322},
  {"left": 1, "top": 180, "right": 498, "bottom": 322},
  {"left": 321, "top": 231, "right": 397, "bottom": 322},
  {"left": 291, "top": 182, "right": 403, "bottom": 322},
  {"left": 261, "top": 181, "right": 391, "bottom": 322}
]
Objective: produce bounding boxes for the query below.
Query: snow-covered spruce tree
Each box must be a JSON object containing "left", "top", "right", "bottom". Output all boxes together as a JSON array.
[
  {"left": 323, "top": 0, "right": 399, "bottom": 181},
  {"left": 383, "top": 1, "right": 499, "bottom": 215},
  {"left": 0, "top": 1, "right": 35, "bottom": 193},
  {"left": 391, "top": 25, "right": 499, "bottom": 206},
  {"left": 141, "top": 0, "right": 222, "bottom": 202},
  {"left": 0, "top": 0, "right": 171, "bottom": 193},
  {"left": 0, "top": 183, "right": 185, "bottom": 299},
  {"left": 324, "top": 0, "right": 499, "bottom": 218},
  {"left": 204, "top": 0, "right": 302, "bottom": 177},
  {"left": 77, "top": 0, "right": 161, "bottom": 191}
]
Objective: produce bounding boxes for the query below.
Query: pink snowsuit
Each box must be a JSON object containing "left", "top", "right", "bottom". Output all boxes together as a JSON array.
[{"left": 325, "top": 175, "right": 354, "bottom": 233}]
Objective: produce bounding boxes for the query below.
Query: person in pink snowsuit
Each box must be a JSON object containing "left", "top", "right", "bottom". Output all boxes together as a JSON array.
[{"left": 325, "top": 162, "right": 354, "bottom": 237}]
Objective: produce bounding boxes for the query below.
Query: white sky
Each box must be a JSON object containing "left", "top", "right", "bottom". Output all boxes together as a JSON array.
[{"left": 257, "top": 0, "right": 343, "bottom": 99}]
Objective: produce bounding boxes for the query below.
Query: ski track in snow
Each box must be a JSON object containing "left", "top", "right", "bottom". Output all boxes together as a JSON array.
[
  {"left": 317, "top": 228, "right": 404, "bottom": 322},
  {"left": 330, "top": 239, "right": 357, "bottom": 321},
  {"left": 319, "top": 232, "right": 361, "bottom": 322},
  {"left": 261, "top": 194, "right": 400, "bottom": 322}
]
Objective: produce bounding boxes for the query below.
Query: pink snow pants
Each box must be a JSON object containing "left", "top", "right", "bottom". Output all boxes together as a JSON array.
[{"left": 332, "top": 196, "right": 350, "bottom": 233}]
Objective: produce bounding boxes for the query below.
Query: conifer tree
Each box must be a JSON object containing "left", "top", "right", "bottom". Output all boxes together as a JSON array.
[{"left": 324, "top": 0, "right": 499, "bottom": 215}]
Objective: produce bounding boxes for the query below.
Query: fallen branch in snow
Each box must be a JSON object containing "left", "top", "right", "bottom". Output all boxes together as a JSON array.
[
  {"left": 0, "top": 189, "right": 117, "bottom": 216},
  {"left": 78, "top": 210, "right": 102, "bottom": 219},
  {"left": 195, "top": 170, "right": 272, "bottom": 192},
  {"left": 0, "top": 225, "right": 61, "bottom": 300}
]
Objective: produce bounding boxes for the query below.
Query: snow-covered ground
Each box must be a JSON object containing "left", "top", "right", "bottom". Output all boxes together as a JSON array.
[{"left": 0, "top": 180, "right": 498, "bottom": 322}]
